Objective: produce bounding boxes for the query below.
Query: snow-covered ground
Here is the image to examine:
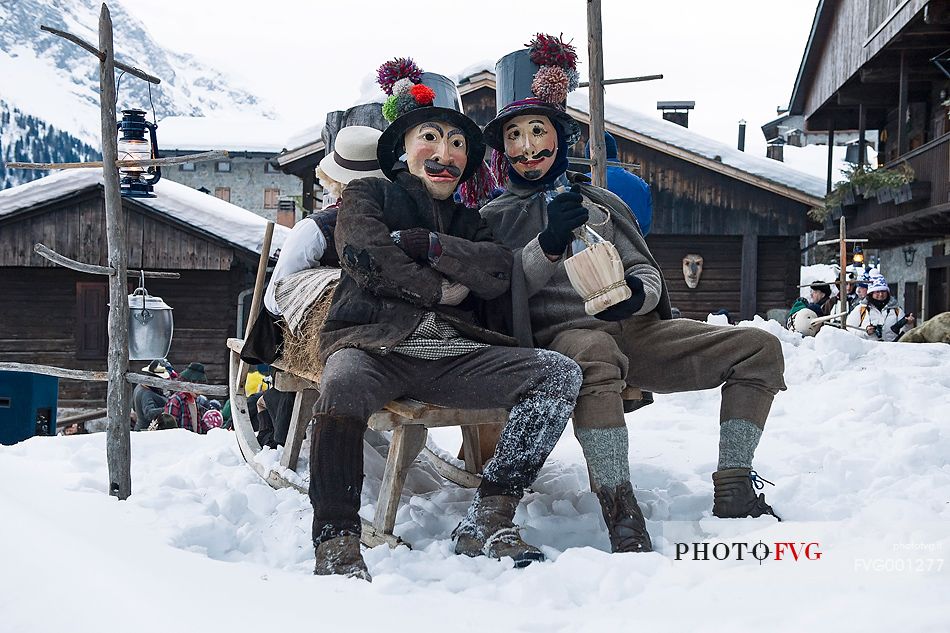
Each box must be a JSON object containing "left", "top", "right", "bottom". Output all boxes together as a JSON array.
[{"left": 2, "top": 319, "right": 949, "bottom": 632}]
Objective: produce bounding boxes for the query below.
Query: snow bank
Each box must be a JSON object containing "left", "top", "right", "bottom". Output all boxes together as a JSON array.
[{"left": 1, "top": 319, "right": 948, "bottom": 632}]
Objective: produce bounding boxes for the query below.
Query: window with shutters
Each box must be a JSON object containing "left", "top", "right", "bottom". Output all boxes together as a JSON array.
[
  {"left": 75, "top": 282, "right": 108, "bottom": 360},
  {"left": 214, "top": 187, "right": 230, "bottom": 202},
  {"left": 263, "top": 188, "right": 280, "bottom": 209}
]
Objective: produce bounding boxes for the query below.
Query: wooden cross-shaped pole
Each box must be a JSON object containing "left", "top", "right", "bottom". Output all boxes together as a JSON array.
[
  {"left": 585, "top": 0, "right": 662, "bottom": 187},
  {"left": 98, "top": 3, "right": 132, "bottom": 498},
  {"left": 587, "top": 0, "right": 607, "bottom": 188},
  {"left": 7, "top": 3, "right": 225, "bottom": 500}
]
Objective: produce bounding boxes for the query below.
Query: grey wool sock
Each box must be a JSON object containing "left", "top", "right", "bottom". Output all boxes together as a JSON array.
[
  {"left": 575, "top": 426, "right": 631, "bottom": 489},
  {"left": 717, "top": 418, "right": 763, "bottom": 470}
]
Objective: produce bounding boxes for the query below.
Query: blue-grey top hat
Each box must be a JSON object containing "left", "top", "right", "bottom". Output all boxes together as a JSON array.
[
  {"left": 483, "top": 37, "right": 582, "bottom": 152},
  {"left": 375, "top": 61, "right": 485, "bottom": 184}
]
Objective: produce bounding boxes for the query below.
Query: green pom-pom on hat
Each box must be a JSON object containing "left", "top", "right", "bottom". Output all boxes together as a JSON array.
[{"left": 382, "top": 94, "right": 400, "bottom": 122}]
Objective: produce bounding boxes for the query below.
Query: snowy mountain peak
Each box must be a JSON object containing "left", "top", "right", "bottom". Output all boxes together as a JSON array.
[{"left": 0, "top": 0, "right": 274, "bottom": 145}]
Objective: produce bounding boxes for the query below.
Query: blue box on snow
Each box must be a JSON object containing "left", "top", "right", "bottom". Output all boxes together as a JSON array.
[{"left": 0, "top": 371, "right": 59, "bottom": 445}]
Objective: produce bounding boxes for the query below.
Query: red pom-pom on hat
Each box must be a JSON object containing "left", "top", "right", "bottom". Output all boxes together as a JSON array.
[{"left": 410, "top": 83, "right": 436, "bottom": 105}]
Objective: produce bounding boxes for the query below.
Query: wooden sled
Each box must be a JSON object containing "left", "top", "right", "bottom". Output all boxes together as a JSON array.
[{"left": 226, "top": 337, "right": 509, "bottom": 549}]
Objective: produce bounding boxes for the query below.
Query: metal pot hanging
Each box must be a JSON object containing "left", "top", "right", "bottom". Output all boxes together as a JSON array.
[{"left": 127, "top": 271, "right": 174, "bottom": 361}]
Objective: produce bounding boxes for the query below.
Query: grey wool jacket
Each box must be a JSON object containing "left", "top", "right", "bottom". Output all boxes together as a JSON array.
[{"left": 480, "top": 172, "right": 673, "bottom": 347}]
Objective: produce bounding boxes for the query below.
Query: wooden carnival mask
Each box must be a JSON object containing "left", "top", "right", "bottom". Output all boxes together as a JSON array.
[
  {"left": 683, "top": 254, "right": 704, "bottom": 288},
  {"left": 503, "top": 114, "right": 558, "bottom": 181},
  {"left": 403, "top": 120, "right": 468, "bottom": 200}
]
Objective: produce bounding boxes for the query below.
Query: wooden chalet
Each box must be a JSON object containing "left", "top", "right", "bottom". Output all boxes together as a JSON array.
[
  {"left": 788, "top": 0, "right": 950, "bottom": 317},
  {"left": 0, "top": 171, "right": 287, "bottom": 406},
  {"left": 460, "top": 69, "right": 826, "bottom": 320}
]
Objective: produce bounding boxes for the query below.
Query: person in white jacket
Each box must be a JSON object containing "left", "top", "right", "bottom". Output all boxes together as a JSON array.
[
  {"left": 263, "top": 126, "right": 386, "bottom": 317},
  {"left": 846, "top": 275, "right": 916, "bottom": 342}
]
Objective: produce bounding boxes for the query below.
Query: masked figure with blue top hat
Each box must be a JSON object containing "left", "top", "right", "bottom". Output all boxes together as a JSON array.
[
  {"left": 479, "top": 35, "right": 789, "bottom": 554},
  {"left": 308, "top": 58, "right": 582, "bottom": 580}
]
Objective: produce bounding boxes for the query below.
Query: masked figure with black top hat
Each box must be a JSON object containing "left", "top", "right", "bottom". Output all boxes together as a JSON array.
[
  {"left": 479, "top": 35, "right": 788, "bottom": 554},
  {"left": 308, "top": 58, "right": 582, "bottom": 580}
]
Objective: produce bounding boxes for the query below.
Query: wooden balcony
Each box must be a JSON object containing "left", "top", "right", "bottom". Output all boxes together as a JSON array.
[{"left": 831, "top": 133, "right": 950, "bottom": 246}]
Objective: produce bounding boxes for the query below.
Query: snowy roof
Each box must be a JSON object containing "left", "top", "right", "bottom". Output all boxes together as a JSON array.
[
  {"left": 563, "top": 91, "right": 827, "bottom": 203},
  {"left": 284, "top": 123, "right": 325, "bottom": 154},
  {"left": 157, "top": 116, "right": 298, "bottom": 154},
  {"left": 454, "top": 60, "right": 495, "bottom": 84},
  {"left": 454, "top": 67, "right": 825, "bottom": 204},
  {"left": 0, "top": 170, "right": 288, "bottom": 258},
  {"left": 781, "top": 144, "right": 878, "bottom": 186}
]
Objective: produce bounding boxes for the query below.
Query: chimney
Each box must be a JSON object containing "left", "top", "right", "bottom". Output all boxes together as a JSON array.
[
  {"left": 766, "top": 137, "right": 785, "bottom": 162},
  {"left": 657, "top": 101, "right": 695, "bottom": 128},
  {"left": 737, "top": 119, "right": 747, "bottom": 152},
  {"left": 277, "top": 199, "right": 297, "bottom": 228}
]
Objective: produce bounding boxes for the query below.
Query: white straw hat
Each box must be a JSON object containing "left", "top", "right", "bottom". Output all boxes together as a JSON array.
[{"left": 319, "top": 126, "right": 385, "bottom": 184}]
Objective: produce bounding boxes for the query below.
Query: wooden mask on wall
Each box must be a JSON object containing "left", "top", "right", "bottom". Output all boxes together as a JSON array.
[{"left": 682, "top": 254, "right": 704, "bottom": 289}]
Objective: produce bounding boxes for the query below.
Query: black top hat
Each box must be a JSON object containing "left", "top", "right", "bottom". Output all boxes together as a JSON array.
[
  {"left": 483, "top": 37, "right": 583, "bottom": 152},
  {"left": 375, "top": 62, "right": 485, "bottom": 184}
]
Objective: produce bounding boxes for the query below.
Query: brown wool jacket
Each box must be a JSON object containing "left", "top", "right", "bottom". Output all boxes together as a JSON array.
[{"left": 317, "top": 171, "right": 516, "bottom": 363}]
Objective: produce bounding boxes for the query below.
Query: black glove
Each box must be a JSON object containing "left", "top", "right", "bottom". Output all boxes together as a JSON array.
[
  {"left": 594, "top": 275, "right": 646, "bottom": 321},
  {"left": 392, "top": 228, "right": 432, "bottom": 262},
  {"left": 538, "top": 187, "right": 589, "bottom": 256}
]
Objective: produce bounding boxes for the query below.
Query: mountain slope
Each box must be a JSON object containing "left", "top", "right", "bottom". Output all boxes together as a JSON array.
[
  {"left": 0, "top": 0, "right": 273, "bottom": 188},
  {"left": 1, "top": 100, "right": 100, "bottom": 188}
]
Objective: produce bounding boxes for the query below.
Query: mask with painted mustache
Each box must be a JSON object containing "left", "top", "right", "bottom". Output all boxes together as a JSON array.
[
  {"left": 506, "top": 148, "right": 555, "bottom": 163},
  {"left": 423, "top": 159, "right": 461, "bottom": 179},
  {"left": 507, "top": 148, "right": 555, "bottom": 180}
]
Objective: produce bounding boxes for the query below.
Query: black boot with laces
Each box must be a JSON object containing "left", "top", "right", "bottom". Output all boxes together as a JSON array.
[
  {"left": 712, "top": 468, "right": 781, "bottom": 521},
  {"left": 595, "top": 481, "right": 653, "bottom": 553}
]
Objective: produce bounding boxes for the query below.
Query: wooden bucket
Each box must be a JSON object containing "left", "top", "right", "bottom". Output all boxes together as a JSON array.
[{"left": 564, "top": 240, "right": 631, "bottom": 315}]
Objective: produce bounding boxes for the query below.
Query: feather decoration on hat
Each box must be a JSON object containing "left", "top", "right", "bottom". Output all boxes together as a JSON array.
[
  {"left": 377, "top": 57, "right": 423, "bottom": 95},
  {"left": 524, "top": 33, "right": 579, "bottom": 105},
  {"left": 528, "top": 33, "right": 578, "bottom": 70}
]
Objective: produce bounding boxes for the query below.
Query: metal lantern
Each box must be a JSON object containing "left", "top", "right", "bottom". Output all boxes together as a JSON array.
[
  {"left": 127, "top": 272, "right": 173, "bottom": 361},
  {"left": 852, "top": 244, "right": 865, "bottom": 265},
  {"left": 117, "top": 108, "right": 161, "bottom": 198}
]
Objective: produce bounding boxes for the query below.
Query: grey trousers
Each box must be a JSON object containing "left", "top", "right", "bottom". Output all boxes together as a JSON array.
[
  {"left": 547, "top": 313, "right": 786, "bottom": 429},
  {"left": 310, "top": 345, "right": 581, "bottom": 533}
]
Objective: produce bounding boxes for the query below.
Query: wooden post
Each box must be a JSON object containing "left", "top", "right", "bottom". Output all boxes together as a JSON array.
[
  {"left": 858, "top": 103, "right": 867, "bottom": 170},
  {"left": 99, "top": 3, "right": 131, "bottom": 499},
  {"left": 302, "top": 170, "right": 315, "bottom": 214},
  {"left": 826, "top": 122, "right": 835, "bottom": 195},
  {"left": 839, "top": 216, "right": 848, "bottom": 328},
  {"left": 587, "top": 0, "right": 607, "bottom": 188},
  {"left": 740, "top": 232, "right": 758, "bottom": 320},
  {"left": 898, "top": 50, "right": 909, "bottom": 156},
  {"left": 238, "top": 222, "right": 275, "bottom": 390}
]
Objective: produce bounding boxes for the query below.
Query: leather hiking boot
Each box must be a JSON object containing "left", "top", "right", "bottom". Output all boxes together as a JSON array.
[
  {"left": 712, "top": 468, "right": 781, "bottom": 521},
  {"left": 453, "top": 494, "right": 545, "bottom": 568},
  {"left": 595, "top": 481, "right": 653, "bottom": 553},
  {"left": 314, "top": 533, "right": 371, "bottom": 581}
]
